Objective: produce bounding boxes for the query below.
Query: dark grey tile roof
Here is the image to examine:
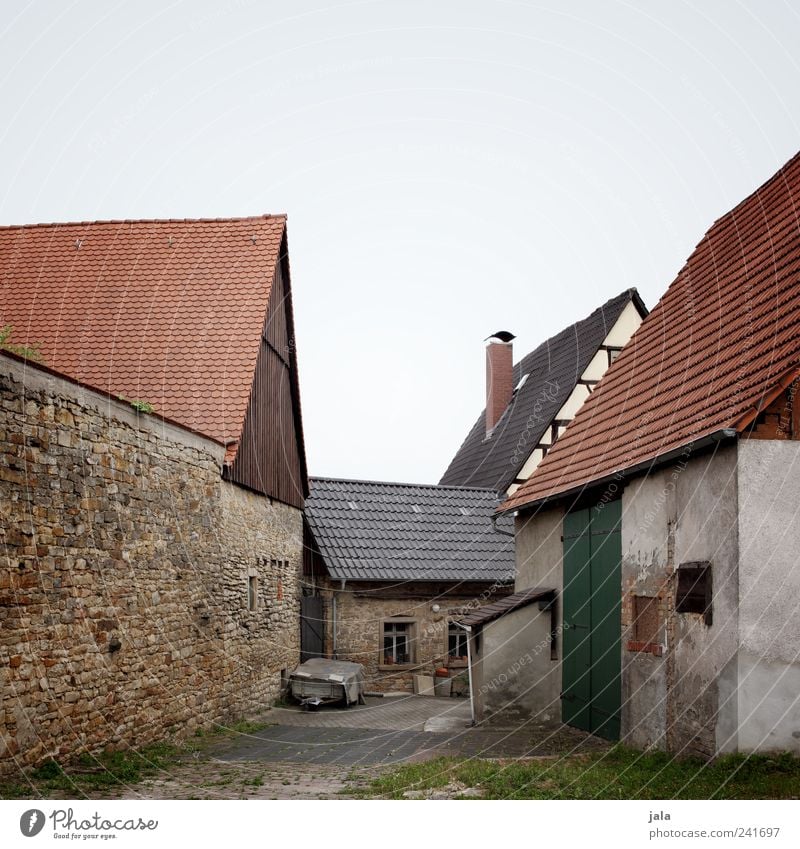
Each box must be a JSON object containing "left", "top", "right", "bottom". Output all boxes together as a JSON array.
[
  {"left": 461, "top": 586, "right": 555, "bottom": 627},
  {"left": 439, "top": 289, "right": 647, "bottom": 492},
  {"left": 304, "top": 477, "right": 515, "bottom": 583}
]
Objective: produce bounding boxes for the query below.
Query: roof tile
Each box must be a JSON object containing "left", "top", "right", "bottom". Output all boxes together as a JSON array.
[
  {"left": 305, "top": 477, "right": 515, "bottom": 583},
  {"left": 440, "top": 289, "right": 646, "bottom": 492},
  {"left": 504, "top": 151, "right": 800, "bottom": 511},
  {"left": 0, "top": 216, "right": 285, "bottom": 448}
]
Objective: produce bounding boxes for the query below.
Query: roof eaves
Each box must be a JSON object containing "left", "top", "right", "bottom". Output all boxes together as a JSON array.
[
  {"left": 0, "top": 213, "right": 287, "bottom": 230},
  {"left": 500, "top": 427, "right": 739, "bottom": 514},
  {"left": 308, "top": 475, "right": 502, "bottom": 495}
]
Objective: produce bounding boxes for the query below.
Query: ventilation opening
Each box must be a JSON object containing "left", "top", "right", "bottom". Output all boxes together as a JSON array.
[{"left": 675, "top": 561, "right": 712, "bottom": 626}]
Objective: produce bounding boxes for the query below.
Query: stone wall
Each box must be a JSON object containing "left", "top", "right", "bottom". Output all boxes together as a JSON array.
[
  {"left": 0, "top": 354, "right": 302, "bottom": 775},
  {"left": 319, "top": 580, "right": 503, "bottom": 692}
]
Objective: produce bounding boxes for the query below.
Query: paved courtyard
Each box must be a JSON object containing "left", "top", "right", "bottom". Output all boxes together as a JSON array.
[{"left": 52, "top": 696, "right": 610, "bottom": 800}]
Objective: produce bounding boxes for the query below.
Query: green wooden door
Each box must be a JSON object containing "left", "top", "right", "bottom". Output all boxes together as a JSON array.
[{"left": 561, "top": 499, "right": 622, "bottom": 740}]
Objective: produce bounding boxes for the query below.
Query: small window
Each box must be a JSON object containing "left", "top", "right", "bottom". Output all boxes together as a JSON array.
[
  {"left": 383, "top": 621, "right": 413, "bottom": 664},
  {"left": 675, "top": 561, "right": 712, "bottom": 626},
  {"left": 248, "top": 575, "right": 258, "bottom": 611},
  {"left": 448, "top": 623, "right": 469, "bottom": 659},
  {"left": 608, "top": 347, "right": 623, "bottom": 365}
]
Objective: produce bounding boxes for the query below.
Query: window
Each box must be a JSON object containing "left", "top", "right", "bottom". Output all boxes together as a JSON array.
[
  {"left": 383, "top": 621, "right": 413, "bottom": 664},
  {"left": 448, "top": 623, "right": 468, "bottom": 659},
  {"left": 248, "top": 575, "right": 258, "bottom": 611},
  {"left": 675, "top": 561, "right": 712, "bottom": 625}
]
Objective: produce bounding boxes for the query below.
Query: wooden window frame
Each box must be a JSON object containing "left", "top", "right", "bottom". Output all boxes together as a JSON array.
[
  {"left": 447, "top": 621, "right": 469, "bottom": 662},
  {"left": 381, "top": 618, "right": 416, "bottom": 666}
]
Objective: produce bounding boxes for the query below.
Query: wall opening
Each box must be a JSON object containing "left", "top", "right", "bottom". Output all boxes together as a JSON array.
[
  {"left": 248, "top": 575, "right": 259, "bottom": 611},
  {"left": 675, "top": 561, "right": 712, "bottom": 626}
]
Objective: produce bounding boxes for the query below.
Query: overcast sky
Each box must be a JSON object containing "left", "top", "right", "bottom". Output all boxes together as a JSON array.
[{"left": 2, "top": 1, "right": 799, "bottom": 484}]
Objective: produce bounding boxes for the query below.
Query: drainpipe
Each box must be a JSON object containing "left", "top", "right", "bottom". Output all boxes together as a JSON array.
[
  {"left": 453, "top": 621, "right": 475, "bottom": 727},
  {"left": 332, "top": 578, "right": 346, "bottom": 659},
  {"left": 491, "top": 515, "right": 515, "bottom": 537}
]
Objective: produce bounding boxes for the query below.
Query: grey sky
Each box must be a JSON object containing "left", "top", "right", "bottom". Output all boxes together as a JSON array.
[{"left": 2, "top": 0, "right": 799, "bottom": 483}]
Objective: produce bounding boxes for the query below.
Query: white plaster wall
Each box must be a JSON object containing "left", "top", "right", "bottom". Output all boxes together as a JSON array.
[
  {"left": 581, "top": 350, "right": 609, "bottom": 382},
  {"left": 478, "top": 604, "right": 557, "bottom": 723},
  {"left": 673, "top": 444, "right": 740, "bottom": 756},
  {"left": 555, "top": 383, "right": 591, "bottom": 420},
  {"left": 515, "top": 447, "right": 544, "bottom": 482},
  {"left": 603, "top": 300, "right": 644, "bottom": 347},
  {"left": 620, "top": 469, "right": 672, "bottom": 750},
  {"left": 515, "top": 505, "right": 564, "bottom": 592},
  {"left": 737, "top": 440, "right": 800, "bottom": 752}
]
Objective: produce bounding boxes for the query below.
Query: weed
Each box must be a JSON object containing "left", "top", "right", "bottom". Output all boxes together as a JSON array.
[{"left": 0, "top": 324, "right": 43, "bottom": 363}]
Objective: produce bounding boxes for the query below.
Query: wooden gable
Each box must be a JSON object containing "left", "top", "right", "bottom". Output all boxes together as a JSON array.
[{"left": 225, "top": 235, "right": 308, "bottom": 508}]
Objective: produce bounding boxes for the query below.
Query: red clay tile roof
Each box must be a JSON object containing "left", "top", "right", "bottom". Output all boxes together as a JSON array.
[
  {"left": 0, "top": 216, "right": 286, "bottom": 450},
  {"left": 503, "top": 151, "right": 800, "bottom": 512}
]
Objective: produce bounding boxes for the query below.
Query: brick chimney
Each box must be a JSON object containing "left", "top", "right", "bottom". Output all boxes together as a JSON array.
[{"left": 486, "top": 333, "right": 514, "bottom": 436}]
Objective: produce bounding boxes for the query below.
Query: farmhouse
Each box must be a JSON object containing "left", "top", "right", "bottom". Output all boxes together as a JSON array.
[
  {"left": 0, "top": 216, "right": 307, "bottom": 773},
  {"left": 303, "top": 477, "right": 514, "bottom": 692},
  {"left": 470, "top": 152, "right": 800, "bottom": 757}
]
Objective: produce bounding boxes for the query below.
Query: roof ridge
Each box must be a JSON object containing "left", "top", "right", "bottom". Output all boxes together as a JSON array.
[
  {"left": 706, "top": 149, "right": 800, "bottom": 233},
  {"left": 309, "top": 475, "right": 501, "bottom": 494},
  {"left": 0, "top": 214, "right": 287, "bottom": 231},
  {"left": 514, "top": 287, "right": 642, "bottom": 369}
]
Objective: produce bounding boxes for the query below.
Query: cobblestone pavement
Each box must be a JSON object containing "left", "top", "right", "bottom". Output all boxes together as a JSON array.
[
  {"left": 269, "top": 694, "right": 473, "bottom": 731},
  {"left": 55, "top": 697, "right": 610, "bottom": 799},
  {"left": 210, "top": 696, "right": 608, "bottom": 769},
  {"left": 113, "top": 760, "right": 378, "bottom": 800}
]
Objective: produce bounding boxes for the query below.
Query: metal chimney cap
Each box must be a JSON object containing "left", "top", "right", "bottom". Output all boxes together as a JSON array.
[{"left": 485, "top": 330, "right": 516, "bottom": 343}]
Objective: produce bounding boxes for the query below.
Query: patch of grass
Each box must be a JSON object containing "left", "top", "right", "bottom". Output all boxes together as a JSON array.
[
  {"left": 129, "top": 399, "right": 154, "bottom": 414},
  {"left": 0, "top": 324, "right": 44, "bottom": 363},
  {"left": 0, "top": 713, "right": 278, "bottom": 800},
  {"left": 353, "top": 748, "right": 800, "bottom": 800},
  {"left": 0, "top": 743, "right": 182, "bottom": 800},
  {"left": 219, "top": 719, "right": 271, "bottom": 736}
]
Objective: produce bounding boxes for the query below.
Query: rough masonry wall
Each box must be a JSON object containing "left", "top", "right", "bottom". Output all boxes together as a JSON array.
[{"left": 0, "top": 357, "right": 302, "bottom": 776}]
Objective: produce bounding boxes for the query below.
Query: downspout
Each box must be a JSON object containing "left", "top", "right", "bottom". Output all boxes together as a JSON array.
[
  {"left": 454, "top": 621, "right": 475, "bottom": 727},
  {"left": 332, "top": 578, "right": 346, "bottom": 659},
  {"left": 491, "top": 514, "right": 515, "bottom": 536}
]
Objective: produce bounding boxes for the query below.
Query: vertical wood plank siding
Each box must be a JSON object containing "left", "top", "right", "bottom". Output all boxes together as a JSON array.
[{"left": 226, "top": 241, "right": 308, "bottom": 508}]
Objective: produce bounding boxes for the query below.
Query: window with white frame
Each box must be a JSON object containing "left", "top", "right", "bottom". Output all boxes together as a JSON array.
[
  {"left": 448, "top": 623, "right": 469, "bottom": 658},
  {"left": 383, "top": 620, "right": 413, "bottom": 664}
]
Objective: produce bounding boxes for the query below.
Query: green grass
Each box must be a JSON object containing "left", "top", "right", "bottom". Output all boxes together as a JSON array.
[
  {"left": 0, "top": 323, "right": 43, "bottom": 363},
  {"left": 354, "top": 747, "right": 800, "bottom": 800},
  {"left": 0, "top": 743, "right": 182, "bottom": 799},
  {"left": 0, "top": 716, "right": 273, "bottom": 800}
]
